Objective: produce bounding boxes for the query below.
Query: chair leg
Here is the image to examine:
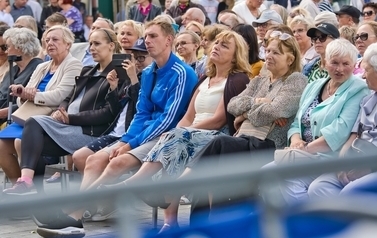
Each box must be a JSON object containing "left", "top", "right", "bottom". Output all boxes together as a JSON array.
[{"left": 152, "top": 207, "right": 158, "bottom": 228}]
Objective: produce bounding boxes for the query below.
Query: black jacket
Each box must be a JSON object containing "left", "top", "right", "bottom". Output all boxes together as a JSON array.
[{"left": 60, "top": 63, "right": 123, "bottom": 137}]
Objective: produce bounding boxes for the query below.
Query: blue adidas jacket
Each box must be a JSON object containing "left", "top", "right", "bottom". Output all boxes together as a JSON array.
[{"left": 120, "top": 53, "right": 197, "bottom": 149}]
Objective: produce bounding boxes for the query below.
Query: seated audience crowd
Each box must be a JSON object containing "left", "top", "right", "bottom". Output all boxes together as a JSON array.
[{"left": 0, "top": 1, "right": 377, "bottom": 237}]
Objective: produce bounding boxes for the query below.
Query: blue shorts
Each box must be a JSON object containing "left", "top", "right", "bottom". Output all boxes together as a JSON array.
[{"left": 85, "top": 135, "right": 120, "bottom": 152}]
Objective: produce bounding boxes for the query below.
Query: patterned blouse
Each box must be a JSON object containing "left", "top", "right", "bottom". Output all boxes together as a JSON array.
[
  {"left": 308, "top": 59, "right": 329, "bottom": 83},
  {"left": 61, "top": 6, "right": 83, "bottom": 33}
]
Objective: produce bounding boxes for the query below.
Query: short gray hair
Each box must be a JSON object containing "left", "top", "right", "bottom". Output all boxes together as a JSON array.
[
  {"left": 45, "top": 25, "right": 75, "bottom": 49},
  {"left": 325, "top": 38, "right": 358, "bottom": 65},
  {"left": 363, "top": 42, "right": 377, "bottom": 72},
  {"left": 3, "top": 28, "right": 40, "bottom": 57}
]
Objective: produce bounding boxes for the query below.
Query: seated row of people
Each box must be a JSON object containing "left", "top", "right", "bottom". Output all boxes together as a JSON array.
[{"left": 0, "top": 16, "right": 376, "bottom": 238}]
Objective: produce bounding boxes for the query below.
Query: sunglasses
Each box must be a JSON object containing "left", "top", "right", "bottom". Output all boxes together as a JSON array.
[
  {"left": 0, "top": 44, "right": 7, "bottom": 51},
  {"left": 362, "top": 10, "right": 374, "bottom": 17},
  {"left": 353, "top": 32, "right": 376, "bottom": 41},
  {"left": 270, "top": 31, "right": 292, "bottom": 40},
  {"left": 311, "top": 34, "right": 330, "bottom": 43}
]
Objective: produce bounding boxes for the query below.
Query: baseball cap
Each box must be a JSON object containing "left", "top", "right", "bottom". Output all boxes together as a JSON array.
[
  {"left": 252, "top": 10, "right": 283, "bottom": 27},
  {"left": 307, "top": 23, "right": 340, "bottom": 39},
  {"left": 128, "top": 38, "right": 147, "bottom": 52},
  {"left": 334, "top": 5, "right": 361, "bottom": 19}
]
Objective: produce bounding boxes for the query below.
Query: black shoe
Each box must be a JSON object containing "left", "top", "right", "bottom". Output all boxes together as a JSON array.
[{"left": 35, "top": 211, "right": 85, "bottom": 238}]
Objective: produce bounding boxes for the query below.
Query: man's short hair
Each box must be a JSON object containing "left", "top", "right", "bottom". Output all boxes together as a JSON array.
[{"left": 145, "top": 18, "right": 175, "bottom": 37}]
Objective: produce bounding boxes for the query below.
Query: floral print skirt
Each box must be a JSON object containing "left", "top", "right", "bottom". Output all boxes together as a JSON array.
[{"left": 144, "top": 127, "right": 226, "bottom": 178}]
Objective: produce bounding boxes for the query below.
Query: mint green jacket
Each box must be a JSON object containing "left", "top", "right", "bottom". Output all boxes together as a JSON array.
[{"left": 287, "top": 75, "right": 370, "bottom": 152}]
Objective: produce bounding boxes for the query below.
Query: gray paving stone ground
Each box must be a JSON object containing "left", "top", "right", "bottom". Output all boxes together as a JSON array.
[{"left": 0, "top": 170, "right": 191, "bottom": 238}]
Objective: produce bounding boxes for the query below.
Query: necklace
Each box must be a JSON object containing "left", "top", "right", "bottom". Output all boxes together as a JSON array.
[{"left": 326, "top": 80, "right": 335, "bottom": 96}]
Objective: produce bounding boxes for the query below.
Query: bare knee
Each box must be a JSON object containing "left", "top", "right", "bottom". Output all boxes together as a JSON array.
[
  {"left": 73, "top": 147, "right": 94, "bottom": 171},
  {"left": 106, "top": 154, "right": 141, "bottom": 175},
  {"left": 84, "top": 152, "right": 109, "bottom": 173}
]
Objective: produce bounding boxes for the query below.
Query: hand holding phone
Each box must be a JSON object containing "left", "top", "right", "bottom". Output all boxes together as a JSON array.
[{"left": 112, "top": 54, "right": 132, "bottom": 67}]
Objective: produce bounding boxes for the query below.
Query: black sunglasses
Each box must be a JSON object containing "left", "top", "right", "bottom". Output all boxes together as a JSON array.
[
  {"left": 0, "top": 44, "right": 7, "bottom": 51},
  {"left": 311, "top": 34, "right": 330, "bottom": 43},
  {"left": 362, "top": 10, "right": 374, "bottom": 17},
  {"left": 353, "top": 32, "right": 375, "bottom": 41}
]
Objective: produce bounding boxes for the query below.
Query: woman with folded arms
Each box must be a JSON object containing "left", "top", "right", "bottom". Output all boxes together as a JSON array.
[
  {"left": 308, "top": 43, "right": 377, "bottom": 199},
  {"left": 262, "top": 39, "right": 370, "bottom": 205},
  {"left": 0, "top": 25, "right": 83, "bottom": 191}
]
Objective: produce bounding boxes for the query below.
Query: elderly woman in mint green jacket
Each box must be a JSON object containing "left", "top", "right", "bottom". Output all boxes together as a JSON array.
[{"left": 262, "top": 39, "right": 370, "bottom": 205}]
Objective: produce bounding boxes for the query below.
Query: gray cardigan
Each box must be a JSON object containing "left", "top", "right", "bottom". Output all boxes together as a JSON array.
[
  {"left": 128, "top": 4, "right": 162, "bottom": 23},
  {"left": 227, "top": 72, "right": 308, "bottom": 148}
]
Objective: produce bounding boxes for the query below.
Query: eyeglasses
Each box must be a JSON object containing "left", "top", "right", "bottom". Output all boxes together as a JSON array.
[
  {"left": 0, "top": 44, "right": 7, "bottom": 51},
  {"left": 270, "top": 31, "right": 292, "bottom": 40},
  {"left": 175, "top": 41, "right": 193, "bottom": 47},
  {"left": 134, "top": 55, "right": 147, "bottom": 62},
  {"left": 311, "top": 34, "right": 330, "bottom": 43},
  {"left": 353, "top": 33, "right": 376, "bottom": 41},
  {"left": 255, "top": 22, "right": 270, "bottom": 28},
  {"left": 292, "top": 28, "right": 305, "bottom": 35},
  {"left": 362, "top": 10, "right": 374, "bottom": 17}
]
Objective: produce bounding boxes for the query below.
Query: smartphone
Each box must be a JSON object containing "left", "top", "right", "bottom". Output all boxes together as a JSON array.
[{"left": 112, "top": 54, "right": 132, "bottom": 67}]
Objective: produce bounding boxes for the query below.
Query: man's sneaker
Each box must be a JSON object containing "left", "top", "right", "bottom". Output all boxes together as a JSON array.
[
  {"left": 3, "top": 181, "right": 36, "bottom": 195},
  {"left": 91, "top": 204, "right": 117, "bottom": 222},
  {"left": 36, "top": 212, "right": 85, "bottom": 238}
]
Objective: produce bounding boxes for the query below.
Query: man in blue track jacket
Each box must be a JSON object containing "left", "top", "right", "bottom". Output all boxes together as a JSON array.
[{"left": 34, "top": 18, "right": 198, "bottom": 237}]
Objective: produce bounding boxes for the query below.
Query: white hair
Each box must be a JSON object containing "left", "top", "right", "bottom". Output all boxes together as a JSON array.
[
  {"left": 289, "top": 15, "right": 315, "bottom": 30},
  {"left": 363, "top": 42, "right": 377, "bottom": 73},
  {"left": 325, "top": 38, "right": 358, "bottom": 65},
  {"left": 3, "top": 28, "right": 40, "bottom": 57}
]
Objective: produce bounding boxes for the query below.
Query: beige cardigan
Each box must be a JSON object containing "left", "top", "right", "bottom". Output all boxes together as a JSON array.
[{"left": 17, "top": 53, "right": 83, "bottom": 107}]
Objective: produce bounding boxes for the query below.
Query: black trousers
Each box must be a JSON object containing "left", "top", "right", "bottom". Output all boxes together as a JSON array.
[
  {"left": 188, "top": 135, "right": 276, "bottom": 225},
  {"left": 21, "top": 118, "right": 70, "bottom": 191}
]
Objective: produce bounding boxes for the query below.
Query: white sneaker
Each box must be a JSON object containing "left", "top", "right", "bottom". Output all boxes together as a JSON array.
[{"left": 91, "top": 205, "right": 117, "bottom": 222}]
